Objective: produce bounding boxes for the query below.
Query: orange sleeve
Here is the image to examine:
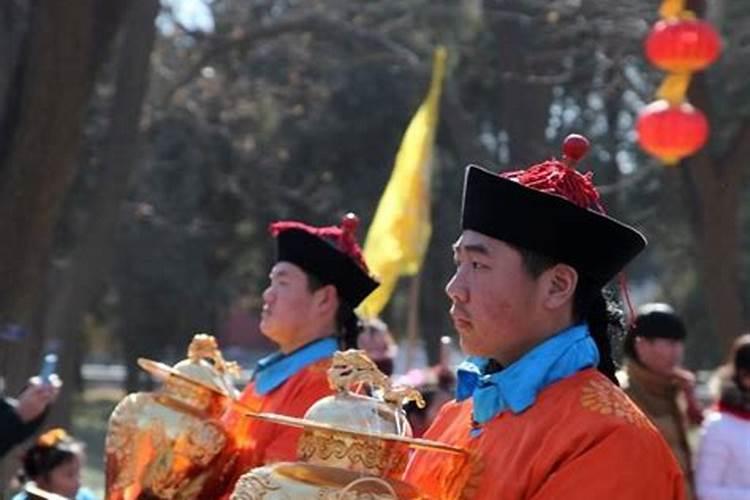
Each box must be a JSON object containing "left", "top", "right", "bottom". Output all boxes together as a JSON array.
[
  {"left": 218, "top": 366, "right": 334, "bottom": 499},
  {"left": 258, "top": 367, "right": 334, "bottom": 464},
  {"left": 403, "top": 402, "right": 471, "bottom": 500},
  {"left": 530, "top": 426, "right": 686, "bottom": 500}
]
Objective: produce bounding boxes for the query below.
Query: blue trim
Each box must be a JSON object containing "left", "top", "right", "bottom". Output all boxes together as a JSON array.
[
  {"left": 253, "top": 337, "right": 338, "bottom": 395},
  {"left": 456, "top": 324, "right": 599, "bottom": 424}
]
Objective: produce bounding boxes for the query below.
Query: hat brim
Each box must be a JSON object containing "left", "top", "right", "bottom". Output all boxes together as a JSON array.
[{"left": 461, "top": 165, "right": 646, "bottom": 286}]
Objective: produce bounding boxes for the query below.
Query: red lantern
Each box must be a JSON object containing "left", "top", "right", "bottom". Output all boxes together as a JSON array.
[
  {"left": 645, "top": 19, "right": 721, "bottom": 72},
  {"left": 636, "top": 99, "right": 709, "bottom": 164}
]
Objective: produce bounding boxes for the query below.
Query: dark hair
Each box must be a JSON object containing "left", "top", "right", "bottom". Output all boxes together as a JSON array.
[
  {"left": 622, "top": 330, "right": 638, "bottom": 361},
  {"left": 306, "top": 273, "right": 359, "bottom": 350},
  {"left": 336, "top": 303, "right": 360, "bottom": 350},
  {"left": 515, "top": 246, "right": 624, "bottom": 385},
  {"left": 357, "top": 318, "right": 399, "bottom": 375},
  {"left": 734, "top": 338, "right": 750, "bottom": 388},
  {"left": 358, "top": 318, "right": 397, "bottom": 351},
  {"left": 20, "top": 430, "right": 81, "bottom": 483},
  {"left": 623, "top": 303, "right": 686, "bottom": 362}
]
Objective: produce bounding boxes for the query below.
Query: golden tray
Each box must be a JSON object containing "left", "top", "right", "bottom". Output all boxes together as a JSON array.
[{"left": 245, "top": 411, "right": 465, "bottom": 456}]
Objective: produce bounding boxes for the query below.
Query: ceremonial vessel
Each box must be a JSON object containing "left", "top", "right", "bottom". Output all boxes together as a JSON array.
[
  {"left": 105, "top": 334, "right": 241, "bottom": 499},
  {"left": 229, "top": 349, "right": 466, "bottom": 500}
]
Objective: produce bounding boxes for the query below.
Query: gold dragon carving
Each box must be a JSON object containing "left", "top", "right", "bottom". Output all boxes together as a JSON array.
[
  {"left": 328, "top": 350, "right": 425, "bottom": 409},
  {"left": 187, "top": 333, "right": 241, "bottom": 378}
]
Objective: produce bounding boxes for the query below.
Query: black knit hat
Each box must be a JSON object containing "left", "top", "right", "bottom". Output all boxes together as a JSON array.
[
  {"left": 270, "top": 214, "right": 379, "bottom": 307},
  {"left": 461, "top": 134, "right": 646, "bottom": 287},
  {"left": 631, "top": 303, "right": 687, "bottom": 340},
  {"left": 734, "top": 341, "right": 750, "bottom": 373}
]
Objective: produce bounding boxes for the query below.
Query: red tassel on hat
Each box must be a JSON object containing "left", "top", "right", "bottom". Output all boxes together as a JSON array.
[{"left": 501, "top": 134, "right": 605, "bottom": 213}]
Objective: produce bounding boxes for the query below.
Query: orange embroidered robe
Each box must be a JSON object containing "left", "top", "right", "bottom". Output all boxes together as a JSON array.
[
  {"left": 221, "top": 358, "right": 334, "bottom": 493},
  {"left": 404, "top": 368, "right": 686, "bottom": 500}
]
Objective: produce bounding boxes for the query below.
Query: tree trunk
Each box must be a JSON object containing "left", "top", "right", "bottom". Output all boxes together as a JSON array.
[
  {"left": 0, "top": 0, "right": 128, "bottom": 485},
  {"left": 676, "top": 0, "right": 746, "bottom": 361},
  {"left": 497, "top": 18, "right": 553, "bottom": 167},
  {"left": 502, "top": 81, "right": 553, "bottom": 166},
  {"left": 442, "top": 81, "right": 495, "bottom": 168},
  {"left": 44, "top": 0, "right": 160, "bottom": 429},
  {"left": 0, "top": 1, "right": 30, "bottom": 146},
  {"left": 680, "top": 118, "right": 748, "bottom": 357},
  {"left": 680, "top": 59, "right": 748, "bottom": 357},
  {"left": 0, "top": 1, "right": 99, "bottom": 487},
  {"left": 0, "top": 0, "right": 100, "bottom": 396}
]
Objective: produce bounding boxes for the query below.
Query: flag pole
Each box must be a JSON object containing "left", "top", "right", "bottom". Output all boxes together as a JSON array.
[{"left": 405, "top": 272, "right": 423, "bottom": 370}]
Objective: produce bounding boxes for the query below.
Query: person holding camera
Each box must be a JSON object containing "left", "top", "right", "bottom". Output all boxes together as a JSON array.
[{"left": 1, "top": 376, "right": 61, "bottom": 458}]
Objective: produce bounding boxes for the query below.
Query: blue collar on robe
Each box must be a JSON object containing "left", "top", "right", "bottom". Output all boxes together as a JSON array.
[
  {"left": 252, "top": 336, "right": 338, "bottom": 395},
  {"left": 456, "top": 324, "right": 599, "bottom": 425}
]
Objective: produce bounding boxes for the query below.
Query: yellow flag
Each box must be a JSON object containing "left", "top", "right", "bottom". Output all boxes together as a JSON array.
[{"left": 358, "top": 47, "right": 447, "bottom": 318}]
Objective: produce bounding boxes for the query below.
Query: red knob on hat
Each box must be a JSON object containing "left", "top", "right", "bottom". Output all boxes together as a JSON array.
[
  {"left": 562, "top": 134, "right": 590, "bottom": 167},
  {"left": 341, "top": 213, "right": 359, "bottom": 234}
]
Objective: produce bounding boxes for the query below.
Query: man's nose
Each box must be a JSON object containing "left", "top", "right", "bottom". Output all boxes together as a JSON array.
[{"left": 445, "top": 270, "right": 468, "bottom": 303}]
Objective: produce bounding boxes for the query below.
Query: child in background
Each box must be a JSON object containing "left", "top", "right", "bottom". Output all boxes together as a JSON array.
[
  {"left": 13, "top": 428, "right": 98, "bottom": 500},
  {"left": 695, "top": 336, "right": 750, "bottom": 499},
  {"left": 357, "top": 317, "right": 398, "bottom": 376}
]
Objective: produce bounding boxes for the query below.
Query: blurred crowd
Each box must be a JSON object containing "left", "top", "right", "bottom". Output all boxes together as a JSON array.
[{"left": 616, "top": 304, "right": 750, "bottom": 498}]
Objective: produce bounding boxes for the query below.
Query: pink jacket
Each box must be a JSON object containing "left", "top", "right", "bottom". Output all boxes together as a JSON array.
[{"left": 695, "top": 411, "right": 750, "bottom": 499}]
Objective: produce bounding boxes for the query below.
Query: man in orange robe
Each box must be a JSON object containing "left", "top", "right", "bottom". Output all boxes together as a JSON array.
[
  {"left": 222, "top": 214, "right": 378, "bottom": 488},
  {"left": 404, "top": 135, "right": 685, "bottom": 499}
]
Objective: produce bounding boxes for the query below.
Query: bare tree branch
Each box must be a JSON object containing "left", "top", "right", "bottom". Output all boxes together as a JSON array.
[
  {"left": 496, "top": 69, "right": 573, "bottom": 85},
  {"left": 162, "top": 13, "right": 421, "bottom": 104},
  {"left": 596, "top": 161, "right": 656, "bottom": 196}
]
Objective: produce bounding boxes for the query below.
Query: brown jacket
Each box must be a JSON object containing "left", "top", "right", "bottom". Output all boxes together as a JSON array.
[{"left": 620, "top": 361, "right": 695, "bottom": 498}]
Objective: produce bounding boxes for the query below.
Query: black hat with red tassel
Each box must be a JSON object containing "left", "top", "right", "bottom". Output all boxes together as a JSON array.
[
  {"left": 269, "top": 213, "right": 379, "bottom": 307},
  {"left": 461, "top": 134, "right": 646, "bottom": 287}
]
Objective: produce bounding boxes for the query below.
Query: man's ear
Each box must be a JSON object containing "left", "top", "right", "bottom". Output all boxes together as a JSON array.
[
  {"left": 540, "top": 264, "right": 578, "bottom": 310},
  {"left": 313, "top": 284, "right": 339, "bottom": 315}
]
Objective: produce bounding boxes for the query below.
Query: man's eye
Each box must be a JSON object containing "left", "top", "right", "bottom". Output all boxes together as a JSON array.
[{"left": 471, "top": 262, "right": 487, "bottom": 270}]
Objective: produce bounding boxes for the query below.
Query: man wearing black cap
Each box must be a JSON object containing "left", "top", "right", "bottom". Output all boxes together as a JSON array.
[
  {"left": 222, "top": 214, "right": 378, "bottom": 487},
  {"left": 621, "top": 303, "right": 703, "bottom": 498},
  {"left": 404, "top": 135, "right": 685, "bottom": 499}
]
